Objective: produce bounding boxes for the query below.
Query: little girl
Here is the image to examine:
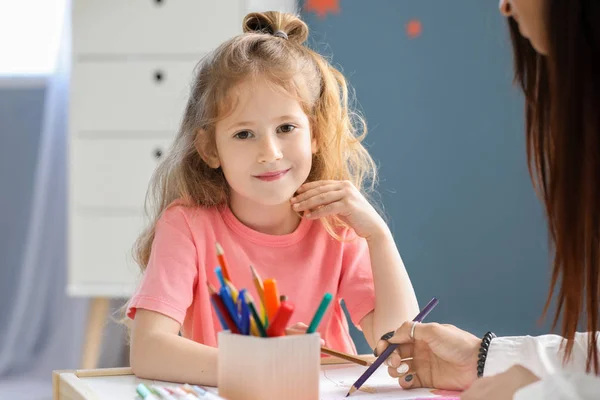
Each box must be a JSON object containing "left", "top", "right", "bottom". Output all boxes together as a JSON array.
[{"left": 127, "top": 11, "right": 418, "bottom": 385}]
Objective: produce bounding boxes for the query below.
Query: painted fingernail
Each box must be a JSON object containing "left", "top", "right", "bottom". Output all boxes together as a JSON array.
[
  {"left": 373, "top": 349, "right": 378, "bottom": 357},
  {"left": 380, "top": 331, "right": 394, "bottom": 341},
  {"left": 405, "top": 374, "right": 413, "bottom": 382},
  {"left": 397, "top": 364, "right": 409, "bottom": 374}
]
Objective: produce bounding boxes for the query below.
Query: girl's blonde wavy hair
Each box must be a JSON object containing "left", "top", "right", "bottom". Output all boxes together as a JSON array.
[{"left": 134, "top": 11, "right": 378, "bottom": 272}]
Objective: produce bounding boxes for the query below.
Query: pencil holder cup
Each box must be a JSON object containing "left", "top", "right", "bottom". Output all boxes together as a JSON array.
[{"left": 217, "top": 331, "right": 321, "bottom": 400}]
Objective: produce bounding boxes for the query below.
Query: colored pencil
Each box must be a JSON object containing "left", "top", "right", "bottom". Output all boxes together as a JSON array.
[
  {"left": 225, "top": 280, "right": 239, "bottom": 303},
  {"left": 266, "top": 301, "right": 294, "bottom": 337},
  {"left": 243, "top": 291, "right": 262, "bottom": 336},
  {"left": 246, "top": 298, "right": 268, "bottom": 337},
  {"left": 208, "top": 284, "right": 240, "bottom": 334},
  {"left": 215, "top": 242, "right": 232, "bottom": 281},
  {"left": 346, "top": 298, "right": 439, "bottom": 397},
  {"left": 263, "top": 278, "right": 281, "bottom": 322},
  {"left": 207, "top": 282, "right": 229, "bottom": 330},
  {"left": 238, "top": 289, "right": 251, "bottom": 335},
  {"left": 136, "top": 383, "right": 159, "bottom": 400},
  {"left": 320, "top": 347, "right": 373, "bottom": 366},
  {"left": 219, "top": 286, "right": 241, "bottom": 333},
  {"left": 191, "top": 385, "right": 228, "bottom": 400},
  {"left": 215, "top": 266, "right": 226, "bottom": 288},
  {"left": 306, "top": 293, "right": 333, "bottom": 333},
  {"left": 151, "top": 386, "right": 177, "bottom": 400},
  {"left": 249, "top": 265, "right": 268, "bottom": 325}
]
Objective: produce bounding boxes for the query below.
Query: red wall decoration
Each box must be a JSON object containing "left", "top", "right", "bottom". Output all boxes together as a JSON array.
[{"left": 303, "top": 0, "right": 341, "bottom": 19}]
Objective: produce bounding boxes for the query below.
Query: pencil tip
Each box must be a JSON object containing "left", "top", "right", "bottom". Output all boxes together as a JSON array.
[
  {"left": 216, "top": 242, "right": 224, "bottom": 254},
  {"left": 206, "top": 281, "right": 217, "bottom": 294},
  {"left": 346, "top": 386, "right": 357, "bottom": 397}
]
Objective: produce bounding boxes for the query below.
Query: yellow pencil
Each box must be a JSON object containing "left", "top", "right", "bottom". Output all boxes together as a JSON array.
[
  {"left": 225, "top": 280, "right": 239, "bottom": 303},
  {"left": 249, "top": 265, "right": 268, "bottom": 325}
]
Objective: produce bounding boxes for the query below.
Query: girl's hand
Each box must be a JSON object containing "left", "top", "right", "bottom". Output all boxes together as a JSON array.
[
  {"left": 291, "top": 180, "right": 387, "bottom": 240},
  {"left": 460, "top": 365, "right": 539, "bottom": 400},
  {"left": 285, "top": 322, "right": 326, "bottom": 346}
]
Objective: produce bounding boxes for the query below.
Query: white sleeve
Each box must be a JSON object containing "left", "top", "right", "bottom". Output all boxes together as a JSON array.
[
  {"left": 483, "top": 332, "right": 600, "bottom": 400},
  {"left": 513, "top": 372, "right": 600, "bottom": 400}
]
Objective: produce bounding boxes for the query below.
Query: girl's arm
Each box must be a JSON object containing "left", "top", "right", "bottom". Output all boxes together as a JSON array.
[
  {"left": 130, "top": 309, "right": 218, "bottom": 385},
  {"left": 360, "top": 226, "right": 419, "bottom": 348}
]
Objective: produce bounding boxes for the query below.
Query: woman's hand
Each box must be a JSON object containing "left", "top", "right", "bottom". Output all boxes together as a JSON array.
[
  {"left": 291, "top": 180, "right": 387, "bottom": 240},
  {"left": 375, "top": 321, "right": 481, "bottom": 391},
  {"left": 461, "top": 364, "right": 539, "bottom": 400}
]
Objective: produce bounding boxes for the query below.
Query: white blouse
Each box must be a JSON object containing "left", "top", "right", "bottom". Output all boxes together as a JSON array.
[{"left": 484, "top": 332, "right": 600, "bottom": 399}]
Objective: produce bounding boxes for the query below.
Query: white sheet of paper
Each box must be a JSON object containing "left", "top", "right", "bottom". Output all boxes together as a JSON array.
[{"left": 81, "top": 363, "right": 460, "bottom": 400}]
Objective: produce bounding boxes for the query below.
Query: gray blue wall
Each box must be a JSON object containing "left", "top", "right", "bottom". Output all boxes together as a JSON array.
[
  {"left": 301, "top": 1, "right": 552, "bottom": 353},
  {"left": 0, "top": 86, "right": 45, "bottom": 318}
]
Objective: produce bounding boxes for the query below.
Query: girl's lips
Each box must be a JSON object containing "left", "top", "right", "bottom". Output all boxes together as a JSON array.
[{"left": 254, "top": 168, "right": 290, "bottom": 181}]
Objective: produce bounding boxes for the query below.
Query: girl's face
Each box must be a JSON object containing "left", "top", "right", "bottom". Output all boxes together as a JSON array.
[
  {"left": 212, "top": 77, "right": 317, "bottom": 207},
  {"left": 499, "top": 0, "right": 549, "bottom": 55}
]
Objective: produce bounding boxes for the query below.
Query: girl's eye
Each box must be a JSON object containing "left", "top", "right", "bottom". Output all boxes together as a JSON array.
[
  {"left": 234, "top": 131, "right": 253, "bottom": 139},
  {"left": 278, "top": 124, "right": 295, "bottom": 134}
]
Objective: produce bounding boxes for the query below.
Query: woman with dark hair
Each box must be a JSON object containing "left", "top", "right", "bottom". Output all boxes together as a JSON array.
[{"left": 376, "top": 1, "right": 600, "bottom": 399}]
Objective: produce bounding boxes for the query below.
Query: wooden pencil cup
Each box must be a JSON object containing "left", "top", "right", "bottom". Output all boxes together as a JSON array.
[{"left": 218, "top": 331, "right": 321, "bottom": 400}]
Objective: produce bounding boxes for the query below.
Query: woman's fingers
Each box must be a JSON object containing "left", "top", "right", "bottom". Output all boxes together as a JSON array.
[
  {"left": 398, "top": 372, "right": 423, "bottom": 389},
  {"left": 387, "top": 321, "right": 441, "bottom": 346}
]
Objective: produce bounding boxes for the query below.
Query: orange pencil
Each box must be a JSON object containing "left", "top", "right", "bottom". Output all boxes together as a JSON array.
[
  {"left": 215, "top": 242, "right": 232, "bottom": 282},
  {"left": 263, "top": 278, "right": 280, "bottom": 322}
]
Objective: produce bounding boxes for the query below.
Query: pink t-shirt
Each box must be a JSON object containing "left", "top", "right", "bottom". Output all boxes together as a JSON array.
[{"left": 127, "top": 202, "right": 375, "bottom": 354}]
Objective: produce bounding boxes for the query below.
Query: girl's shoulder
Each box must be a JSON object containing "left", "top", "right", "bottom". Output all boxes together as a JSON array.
[{"left": 159, "top": 199, "right": 223, "bottom": 229}]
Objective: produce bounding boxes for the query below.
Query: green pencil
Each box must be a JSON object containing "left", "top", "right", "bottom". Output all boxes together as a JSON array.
[
  {"left": 306, "top": 293, "right": 333, "bottom": 333},
  {"left": 247, "top": 300, "right": 268, "bottom": 337}
]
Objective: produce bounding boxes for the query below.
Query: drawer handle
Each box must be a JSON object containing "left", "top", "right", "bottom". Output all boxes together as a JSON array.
[
  {"left": 154, "top": 148, "right": 163, "bottom": 159},
  {"left": 154, "top": 70, "right": 165, "bottom": 83}
]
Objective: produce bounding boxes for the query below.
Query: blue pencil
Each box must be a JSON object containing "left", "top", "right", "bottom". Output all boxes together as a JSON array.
[
  {"left": 238, "top": 289, "right": 251, "bottom": 335},
  {"left": 219, "top": 286, "right": 240, "bottom": 331},
  {"left": 215, "top": 266, "right": 227, "bottom": 288}
]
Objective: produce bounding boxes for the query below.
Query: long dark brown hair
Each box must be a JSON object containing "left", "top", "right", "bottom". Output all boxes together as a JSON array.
[{"left": 508, "top": 0, "right": 600, "bottom": 373}]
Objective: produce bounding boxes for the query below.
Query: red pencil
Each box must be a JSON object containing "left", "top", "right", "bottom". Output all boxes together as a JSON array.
[
  {"left": 207, "top": 282, "right": 239, "bottom": 334},
  {"left": 266, "top": 301, "right": 295, "bottom": 337}
]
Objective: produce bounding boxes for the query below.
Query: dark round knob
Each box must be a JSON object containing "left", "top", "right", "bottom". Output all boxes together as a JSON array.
[
  {"left": 155, "top": 0, "right": 164, "bottom": 5},
  {"left": 154, "top": 148, "right": 163, "bottom": 159},
  {"left": 154, "top": 70, "right": 164, "bottom": 83}
]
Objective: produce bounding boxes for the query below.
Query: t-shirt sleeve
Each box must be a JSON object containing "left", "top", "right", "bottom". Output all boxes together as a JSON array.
[
  {"left": 337, "top": 231, "right": 376, "bottom": 329},
  {"left": 127, "top": 206, "right": 198, "bottom": 325}
]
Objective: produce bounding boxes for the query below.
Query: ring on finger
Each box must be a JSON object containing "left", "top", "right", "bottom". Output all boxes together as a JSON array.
[{"left": 410, "top": 321, "right": 418, "bottom": 340}]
